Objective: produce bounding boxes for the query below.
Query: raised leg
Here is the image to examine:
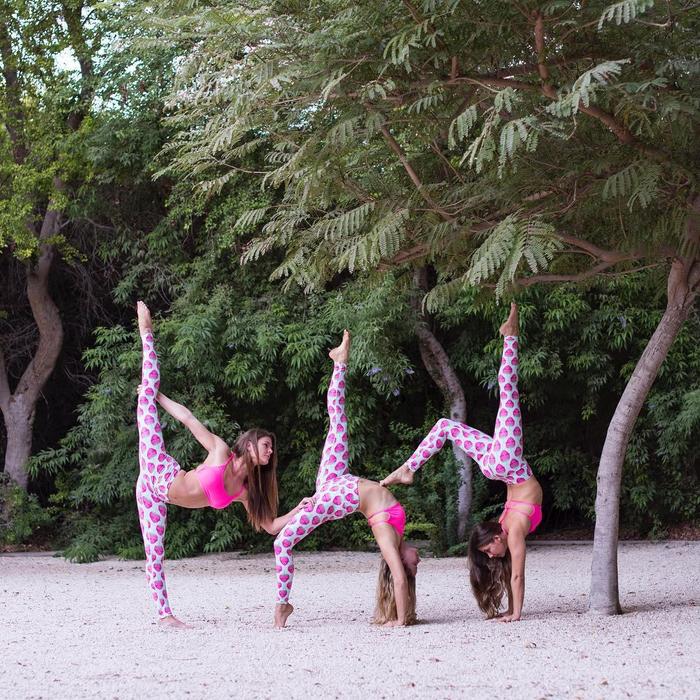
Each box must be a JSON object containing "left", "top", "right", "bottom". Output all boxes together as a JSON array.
[
  {"left": 137, "top": 329, "right": 173, "bottom": 490},
  {"left": 135, "top": 302, "right": 181, "bottom": 621},
  {"left": 486, "top": 334, "right": 531, "bottom": 483},
  {"left": 381, "top": 418, "right": 493, "bottom": 486},
  {"left": 382, "top": 303, "right": 532, "bottom": 487},
  {"left": 316, "top": 352, "right": 350, "bottom": 489}
]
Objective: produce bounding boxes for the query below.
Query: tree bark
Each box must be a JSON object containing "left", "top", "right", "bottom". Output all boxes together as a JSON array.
[
  {"left": 1, "top": 195, "right": 65, "bottom": 487},
  {"left": 0, "top": 5, "right": 93, "bottom": 489},
  {"left": 590, "top": 256, "right": 700, "bottom": 614},
  {"left": 413, "top": 267, "right": 472, "bottom": 540},
  {"left": 2, "top": 396, "right": 35, "bottom": 489}
]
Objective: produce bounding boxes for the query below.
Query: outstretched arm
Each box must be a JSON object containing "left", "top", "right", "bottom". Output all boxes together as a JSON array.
[
  {"left": 156, "top": 392, "right": 227, "bottom": 455},
  {"left": 255, "top": 496, "right": 315, "bottom": 536},
  {"left": 502, "top": 532, "right": 526, "bottom": 622},
  {"left": 374, "top": 527, "right": 409, "bottom": 626}
]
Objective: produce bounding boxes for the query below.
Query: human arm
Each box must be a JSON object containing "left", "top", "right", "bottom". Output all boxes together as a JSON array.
[
  {"left": 156, "top": 391, "right": 227, "bottom": 454},
  {"left": 374, "top": 527, "right": 410, "bottom": 626},
  {"left": 256, "top": 496, "right": 315, "bottom": 536},
  {"left": 500, "top": 530, "right": 526, "bottom": 622}
]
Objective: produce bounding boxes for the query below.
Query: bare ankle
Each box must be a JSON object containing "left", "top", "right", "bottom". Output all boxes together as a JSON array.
[{"left": 274, "top": 602, "right": 294, "bottom": 628}]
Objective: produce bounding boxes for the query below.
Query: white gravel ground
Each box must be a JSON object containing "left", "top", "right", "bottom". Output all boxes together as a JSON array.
[{"left": 1, "top": 541, "right": 698, "bottom": 700}]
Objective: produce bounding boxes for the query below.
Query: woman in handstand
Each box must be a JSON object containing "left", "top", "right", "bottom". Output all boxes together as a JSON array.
[
  {"left": 381, "top": 303, "right": 542, "bottom": 622},
  {"left": 273, "top": 330, "right": 421, "bottom": 628},
  {"left": 135, "top": 301, "right": 310, "bottom": 627}
]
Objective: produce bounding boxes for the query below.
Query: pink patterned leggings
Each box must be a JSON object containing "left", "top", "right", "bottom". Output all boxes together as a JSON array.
[
  {"left": 274, "top": 363, "right": 360, "bottom": 604},
  {"left": 402, "top": 336, "right": 532, "bottom": 485},
  {"left": 135, "top": 331, "right": 181, "bottom": 618}
]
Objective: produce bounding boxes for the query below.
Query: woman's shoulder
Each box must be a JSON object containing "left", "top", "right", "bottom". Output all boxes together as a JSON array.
[
  {"left": 210, "top": 435, "right": 232, "bottom": 458},
  {"left": 199, "top": 443, "right": 233, "bottom": 468}
]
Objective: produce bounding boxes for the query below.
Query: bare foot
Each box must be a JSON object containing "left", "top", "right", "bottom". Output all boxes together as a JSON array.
[
  {"left": 274, "top": 603, "right": 294, "bottom": 628},
  {"left": 380, "top": 464, "right": 414, "bottom": 487},
  {"left": 158, "top": 615, "right": 191, "bottom": 629},
  {"left": 137, "top": 300, "right": 152, "bottom": 335},
  {"left": 328, "top": 330, "right": 350, "bottom": 364},
  {"left": 499, "top": 302, "right": 519, "bottom": 337}
]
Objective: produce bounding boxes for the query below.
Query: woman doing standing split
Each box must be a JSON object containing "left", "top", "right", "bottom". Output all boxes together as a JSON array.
[{"left": 135, "top": 301, "right": 310, "bottom": 627}]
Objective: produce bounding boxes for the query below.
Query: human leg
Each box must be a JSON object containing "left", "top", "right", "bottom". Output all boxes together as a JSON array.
[
  {"left": 315, "top": 361, "right": 350, "bottom": 490},
  {"left": 135, "top": 303, "right": 182, "bottom": 621},
  {"left": 485, "top": 333, "right": 531, "bottom": 483},
  {"left": 274, "top": 476, "right": 359, "bottom": 607},
  {"left": 381, "top": 417, "right": 494, "bottom": 487},
  {"left": 135, "top": 480, "right": 172, "bottom": 618}
]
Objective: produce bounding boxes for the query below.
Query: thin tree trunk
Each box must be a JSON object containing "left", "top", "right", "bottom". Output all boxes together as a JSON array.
[
  {"left": 0, "top": 199, "right": 65, "bottom": 487},
  {"left": 590, "top": 256, "right": 700, "bottom": 614},
  {"left": 2, "top": 397, "right": 35, "bottom": 489},
  {"left": 0, "top": 8, "right": 92, "bottom": 490},
  {"left": 413, "top": 267, "right": 472, "bottom": 540}
]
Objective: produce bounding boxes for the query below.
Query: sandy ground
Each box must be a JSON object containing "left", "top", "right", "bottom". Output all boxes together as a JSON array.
[{"left": 1, "top": 542, "right": 698, "bottom": 700}]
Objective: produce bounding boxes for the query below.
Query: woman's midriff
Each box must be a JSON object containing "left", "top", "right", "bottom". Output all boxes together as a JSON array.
[
  {"left": 505, "top": 475, "right": 543, "bottom": 505},
  {"left": 166, "top": 470, "right": 209, "bottom": 508},
  {"left": 356, "top": 479, "right": 399, "bottom": 518}
]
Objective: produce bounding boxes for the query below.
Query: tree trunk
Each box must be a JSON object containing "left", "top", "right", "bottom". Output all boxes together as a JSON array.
[
  {"left": 0, "top": 9, "right": 91, "bottom": 490},
  {"left": 2, "top": 396, "right": 35, "bottom": 489},
  {"left": 590, "top": 257, "right": 699, "bottom": 614},
  {"left": 0, "top": 200, "right": 65, "bottom": 488},
  {"left": 413, "top": 267, "right": 472, "bottom": 540}
]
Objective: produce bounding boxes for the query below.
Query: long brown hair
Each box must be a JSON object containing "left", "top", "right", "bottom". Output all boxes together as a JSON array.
[
  {"left": 468, "top": 521, "right": 512, "bottom": 619},
  {"left": 372, "top": 558, "right": 417, "bottom": 626},
  {"left": 232, "top": 428, "right": 278, "bottom": 532}
]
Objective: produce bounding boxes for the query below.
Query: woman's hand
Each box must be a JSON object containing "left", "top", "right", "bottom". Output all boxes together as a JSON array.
[
  {"left": 295, "top": 496, "right": 315, "bottom": 512},
  {"left": 493, "top": 613, "right": 521, "bottom": 623}
]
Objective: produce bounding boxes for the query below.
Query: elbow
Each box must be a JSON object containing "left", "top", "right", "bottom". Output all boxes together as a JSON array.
[{"left": 266, "top": 522, "right": 281, "bottom": 537}]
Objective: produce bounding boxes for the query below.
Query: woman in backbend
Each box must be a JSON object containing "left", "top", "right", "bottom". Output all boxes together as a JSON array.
[
  {"left": 273, "top": 330, "right": 420, "bottom": 629},
  {"left": 381, "top": 303, "right": 542, "bottom": 622},
  {"left": 135, "top": 301, "right": 310, "bottom": 627}
]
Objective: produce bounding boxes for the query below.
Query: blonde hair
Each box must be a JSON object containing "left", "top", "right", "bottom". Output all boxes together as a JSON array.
[
  {"left": 372, "top": 558, "right": 417, "bottom": 626},
  {"left": 232, "top": 428, "right": 278, "bottom": 531}
]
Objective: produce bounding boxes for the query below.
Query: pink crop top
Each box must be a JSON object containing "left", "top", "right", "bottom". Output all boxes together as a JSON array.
[
  {"left": 366, "top": 502, "right": 407, "bottom": 538},
  {"left": 196, "top": 454, "right": 246, "bottom": 510}
]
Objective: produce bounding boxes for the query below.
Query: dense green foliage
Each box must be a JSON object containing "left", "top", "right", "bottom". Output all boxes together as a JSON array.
[
  {"left": 156, "top": 0, "right": 698, "bottom": 296},
  {"left": 24, "top": 265, "right": 700, "bottom": 559},
  {"left": 2, "top": 1, "right": 698, "bottom": 561}
]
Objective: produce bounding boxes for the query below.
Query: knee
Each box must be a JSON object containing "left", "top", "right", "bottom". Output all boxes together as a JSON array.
[
  {"left": 274, "top": 531, "right": 289, "bottom": 554},
  {"left": 436, "top": 418, "right": 457, "bottom": 433}
]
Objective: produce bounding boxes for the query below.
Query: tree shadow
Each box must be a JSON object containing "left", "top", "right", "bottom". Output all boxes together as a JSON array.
[{"left": 622, "top": 599, "right": 699, "bottom": 614}]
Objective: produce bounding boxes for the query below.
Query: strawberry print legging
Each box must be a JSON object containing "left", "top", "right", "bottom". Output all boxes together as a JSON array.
[
  {"left": 274, "top": 363, "right": 360, "bottom": 604},
  {"left": 135, "top": 330, "right": 181, "bottom": 618},
  {"left": 402, "top": 336, "right": 532, "bottom": 485}
]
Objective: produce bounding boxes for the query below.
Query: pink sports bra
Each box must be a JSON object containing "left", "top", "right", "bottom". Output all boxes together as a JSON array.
[
  {"left": 196, "top": 454, "right": 246, "bottom": 510},
  {"left": 366, "top": 502, "right": 407, "bottom": 538}
]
